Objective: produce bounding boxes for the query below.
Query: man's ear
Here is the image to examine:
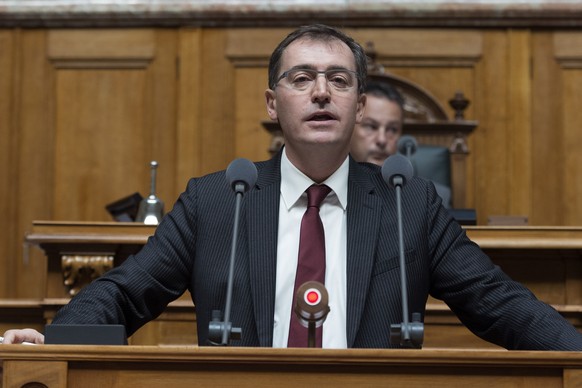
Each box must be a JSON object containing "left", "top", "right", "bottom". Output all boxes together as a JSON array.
[
  {"left": 355, "top": 93, "right": 367, "bottom": 124},
  {"left": 265, "top": 89, "right": 278, "bottom": 120}
]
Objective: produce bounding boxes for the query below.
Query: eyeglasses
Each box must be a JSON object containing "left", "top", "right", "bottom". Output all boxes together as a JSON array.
[{"left": 274, "top": 68, "right": 358, "bottom": 92}]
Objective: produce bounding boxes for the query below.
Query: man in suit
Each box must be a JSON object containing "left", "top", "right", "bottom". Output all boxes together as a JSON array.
[
  {"left": 3, "top": 24, "right": 582, "bottom": 349},
  {"left": 350, "top": 80, "right": 452, "bottom": 208}
]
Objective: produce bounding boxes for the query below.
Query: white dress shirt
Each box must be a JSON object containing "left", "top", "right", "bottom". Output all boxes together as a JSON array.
[{"left": 272, "top": 149, "right": 348, "bottom": 348}]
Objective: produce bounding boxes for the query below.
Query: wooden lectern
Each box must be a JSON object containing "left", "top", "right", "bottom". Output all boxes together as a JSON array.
[{"left": 1, "top": 346, "right": 582, "bottom": 388}]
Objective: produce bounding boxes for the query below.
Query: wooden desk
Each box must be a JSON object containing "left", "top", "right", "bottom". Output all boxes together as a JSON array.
[
  {"left": 22, "top": 221, "right": 195, "bottom": 346},
  {"left": 20, "top": 222, "right": 582, "bottom": 348},
  {"left": 1, "top": 346, "right": 581, "bottom": 388}
]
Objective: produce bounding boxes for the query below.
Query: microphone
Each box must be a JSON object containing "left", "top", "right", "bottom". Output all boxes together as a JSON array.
[
  {"left": 208, "top": 158, "right": 258, "bottom": 346},
  {"left": 397, "top": 135, "right": 418, "bottom": 159},
  {"left": 226, "top": 157, "right": 258, "bottom": 194},
  {"left": 382, "top": 153, "right": 414, "bottom": 187},
  {"left": 293, "top": 281, "right": 330, "bottom": 348},
  {"left": 381, "top": 154, "right": 424, "bottom": 349}
]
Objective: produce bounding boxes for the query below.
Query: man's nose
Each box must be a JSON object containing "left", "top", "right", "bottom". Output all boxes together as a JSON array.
[
  {"left": 376, "top": 128, "right": 388, "bottom": 145},
  {"left": 311, "top": 75, "right": 331, "bottom": 102}
]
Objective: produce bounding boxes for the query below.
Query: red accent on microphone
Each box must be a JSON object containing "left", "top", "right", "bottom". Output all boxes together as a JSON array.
[{"left": 305, "top": 289, "right": 321, "bottom": 305}]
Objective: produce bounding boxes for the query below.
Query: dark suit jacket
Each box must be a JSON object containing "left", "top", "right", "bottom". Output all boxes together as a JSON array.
[{"left": 53, "top": 153, "right": 582, "bottom": 350}]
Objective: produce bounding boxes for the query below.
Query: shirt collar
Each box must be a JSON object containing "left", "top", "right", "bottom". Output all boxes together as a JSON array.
[{"left": 280, "top": 148, "right": 349, "bottom": 211}]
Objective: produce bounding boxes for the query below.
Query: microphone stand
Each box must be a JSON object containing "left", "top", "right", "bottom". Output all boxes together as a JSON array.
[
  {"left": 389, "top": 175, "right": 424, "bottom": 349},
  {"left": 307, "top": 322, "right": 316, "bottom": 348},
  {"left": 293, "top": 281, "right": 330, "bottom": 348},
  {"left": 208, "top": 182, "right": 245, "bottom": 346},
  {"left": 405, "top": 145, "right": 413, "bottom": 159}
]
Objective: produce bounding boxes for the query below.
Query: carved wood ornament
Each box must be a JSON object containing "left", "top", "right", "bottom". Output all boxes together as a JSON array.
[{"left": 61, "top": 255, "right": 114, "bottom": 296}]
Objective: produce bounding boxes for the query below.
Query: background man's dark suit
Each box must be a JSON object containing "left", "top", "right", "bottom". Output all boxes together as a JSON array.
[{"left": 53, "top": 152, "right": 582, "bottom": 350}]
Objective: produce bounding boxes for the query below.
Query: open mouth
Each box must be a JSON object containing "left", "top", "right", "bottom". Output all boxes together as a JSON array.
[{"left": 308, "top": 113, "right": 335, "bottom": 122}]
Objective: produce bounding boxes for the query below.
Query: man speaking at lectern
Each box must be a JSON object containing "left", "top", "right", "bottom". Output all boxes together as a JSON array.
[{"left": 3, "top": 24, "right": 582, "bottom": 350}]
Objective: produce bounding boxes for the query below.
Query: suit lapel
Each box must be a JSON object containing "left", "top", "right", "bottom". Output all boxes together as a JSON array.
[
  {"left": 346, "top": 160, "right": 382, "bottom": 347},
  {"left": 247, "top": 155, "right": 281, "bottom": 347}
]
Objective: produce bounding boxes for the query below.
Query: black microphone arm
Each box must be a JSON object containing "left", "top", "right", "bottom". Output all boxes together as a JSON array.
[
  {"left": 208, "top": 158, "right": 258, "bottom": 346},
  {"left": 381, "top": 154, "right": 424, "bottom": 349}
]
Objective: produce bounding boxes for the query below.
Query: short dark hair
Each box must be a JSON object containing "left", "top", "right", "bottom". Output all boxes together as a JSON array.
[
  {"left": 268, "top": 24, "right": 367, "bottom": 94},
  {"left": 365, "top": 81, "right": 405, "bottom": 112}
]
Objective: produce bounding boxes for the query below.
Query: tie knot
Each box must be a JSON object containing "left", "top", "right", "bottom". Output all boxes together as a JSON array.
[{"left": 306, "top": 184, "right": 331, "bottom": 209}]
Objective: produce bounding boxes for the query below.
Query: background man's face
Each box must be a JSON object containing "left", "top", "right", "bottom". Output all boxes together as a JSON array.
[{"left": 350, "top": 94, "right": 403, "bottom": 165}]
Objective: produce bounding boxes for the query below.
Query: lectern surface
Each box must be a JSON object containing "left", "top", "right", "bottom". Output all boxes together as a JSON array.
[{"left": 1, "top": 347, "right": 582, "bottom": 388}]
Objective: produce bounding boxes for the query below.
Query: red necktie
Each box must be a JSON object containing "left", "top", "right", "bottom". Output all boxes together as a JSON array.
[{"left": 288, "top": 184, "right": 331, "bottom": 347}]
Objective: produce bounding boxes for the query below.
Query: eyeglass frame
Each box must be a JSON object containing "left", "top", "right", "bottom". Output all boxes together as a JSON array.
[{"left": 272, "top": 67, "right": 359, "bottom": 92}]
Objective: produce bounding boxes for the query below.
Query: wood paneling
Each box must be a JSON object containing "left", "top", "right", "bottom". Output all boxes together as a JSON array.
[
  {"left": 531, "top": 33, "right": 563, "bottom": 225},
  {"left": 532, "top": 32, "right": 582, "bottom": 226},
  {"left": 3, "top": 29, "right": 179, "bottom": 298},
  {"left": 3, "top": 25, "right": 582, "bottom": 299},
  {"left": 198, "top": 29, "right": 236, "bottom": 174},
  {"left": 176, "top": 28, "right": 203, "bottom": 187},
  {"left": 507, "top": 30, "right": 532, "bottom": 217},
  {"left": 16, "top": 30, "right": 54, "bottom": 299},
  {"left": 0, "top": 30, "right": 18, "bottom": 297},
  {"left": 555, "top": 32, "right": 582, "bottom": 226}
]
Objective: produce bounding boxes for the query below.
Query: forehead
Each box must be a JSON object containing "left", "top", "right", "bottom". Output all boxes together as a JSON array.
[
  {"left": 280, "top": 37, "right": 356, "bottom": 70},
  {"left": 365, "top": 95, "right": 404, "bottom": 120}
]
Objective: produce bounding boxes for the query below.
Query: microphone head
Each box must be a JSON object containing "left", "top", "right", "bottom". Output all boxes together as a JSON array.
[
  {"left": 294, "top": 281, "right": 330, "bottom": 328},
  {"left": 397, "top": 135, "right": 418, "bottom": 157},
  {"left": 381, "top": 153, "right": 414, "bottom": 188},
  {"left": 226, "top": 158, "right": 258, "bottom": 193}
]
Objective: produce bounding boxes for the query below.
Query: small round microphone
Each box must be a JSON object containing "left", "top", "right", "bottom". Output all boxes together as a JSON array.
[
  {"left": 294, "top": 281, "right": 330, "bottom": 328},
  {"left": 397, "top": 135, "right": 418, "bottom": 158},
  {"left": 381, "top": 154, "right": 414, "bottom": 188},
  {"left": 226, "top": 158, "right": 258, "bottom": 194}
]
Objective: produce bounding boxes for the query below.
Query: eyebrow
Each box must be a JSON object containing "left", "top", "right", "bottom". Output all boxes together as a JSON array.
[{"left": 286, "top": 64, "right": 354, "bottom": 71}]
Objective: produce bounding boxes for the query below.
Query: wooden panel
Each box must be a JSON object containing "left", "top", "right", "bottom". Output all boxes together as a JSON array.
[
  {"left": 46, "top": 27, "right": 179, "bottom": 216},
  {"left": 0, "top": 300, "right": 44, "bottom": 336},
  {"left": 235, "top": 67, "right": 273, "bottom": 161},
  {"left": 199, "top": 29, "right": 235, "bottom": 174},
  {"left": 553, "top": 31, "right": 582, "bottom": 226},
  {"left": 3, "top": 360, "right": 67, "bottom": 388},
  {"left": 561, "top": 71, "right": 582, "bottom": 225},
  {"left": 506, "top": 30, "right": 532, "bottom": 217},
  {"left": 48, "top": 29, "right": 156, "bottom": 60},
  {"left": 9, "top": 29, "right": 179, "bottom": 299},
  {"left": 176, "top": 28, "right": 204, "bottom": 187},
  {"left": 531, "top": 32, "right": 563, "bottom": 225},
  {"left": 53, "top": 69, "right": 149, "bottom": 220},
  {"left": 227, "top": 28, "right": 287, "bottom": 163},
  {"left": 423, "top": 312, "right": 501, "bottom": 349},
  {"left": 531, "top": 31, "right": 582, "bottom": 226},
  {"left": 0, "top": 30, "right": 18, "bottom": 298},
  {"left": 226, "top": 28, "right": 291, "bottom": 66},
  {"left": 564, "top": 369, "right": 582, "bottom": 388},
  {"left": 473, "top": 31, "right": 510, "bottom": 223},
  {"left": 16, "top": 30, "right": 54, "bottom": 299},
  {"left": 342, "top": 29, "right": 483, "bottom": 69}
]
